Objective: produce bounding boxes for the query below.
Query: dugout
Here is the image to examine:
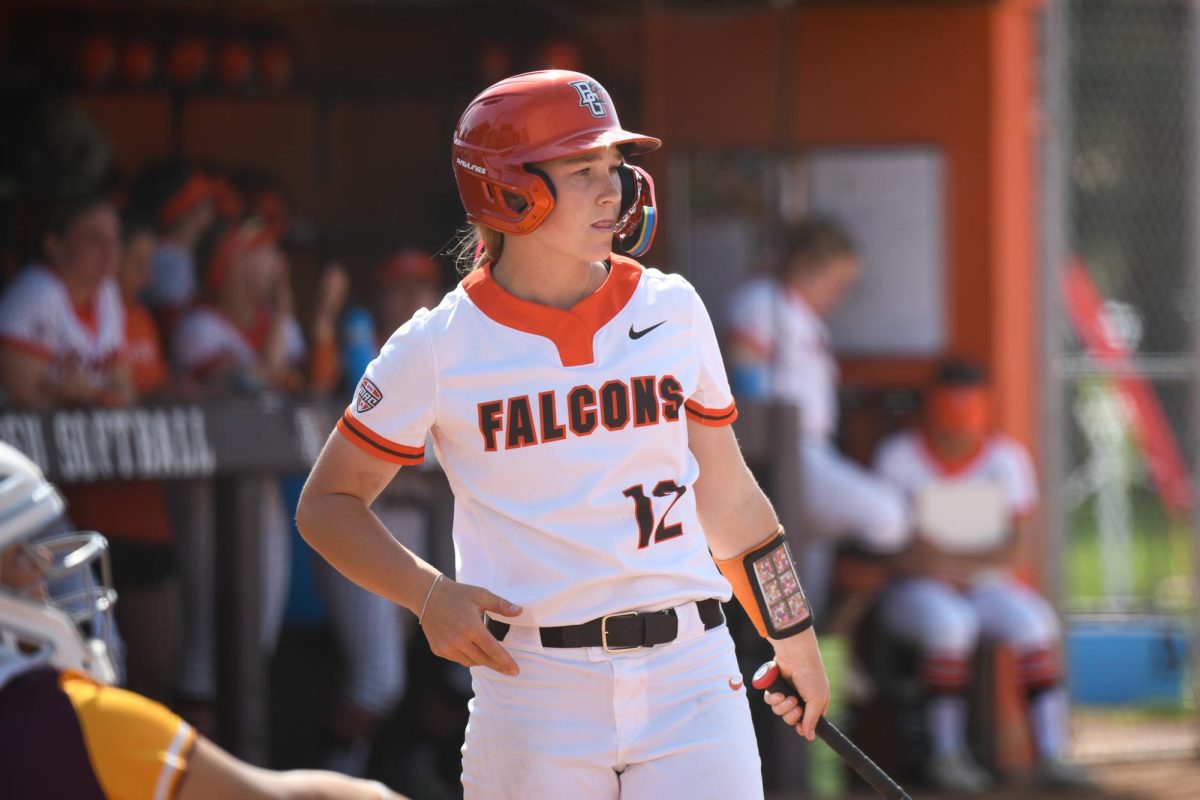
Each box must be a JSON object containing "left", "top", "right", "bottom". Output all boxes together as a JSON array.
[
  {"left": 0, "top": 0, "right": 1053, "bottom": 795},
  {"left": 0, "top": 0, "right": 1042, "bottom": 452}
]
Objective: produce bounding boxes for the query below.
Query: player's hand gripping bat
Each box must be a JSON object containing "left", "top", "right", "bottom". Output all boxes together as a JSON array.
[{"left": 753, "top": 661, "right": 912, "bottom": 800}]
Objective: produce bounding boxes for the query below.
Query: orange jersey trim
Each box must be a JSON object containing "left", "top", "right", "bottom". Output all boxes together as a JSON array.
[
  {"left": 336, "top": 411, "right": 425, "bottom": 465},
  {"left": 0, "top": 334, "right": 55, "bottom": 362},
  {"left": 916, "top": 430, "right": 989, "bottom": 476},
  {"left": 462, "top": 254, "right": 642, "bottom": 368},
  {"left": 685, "top": 399, "right": 738, "bottom": 427}
]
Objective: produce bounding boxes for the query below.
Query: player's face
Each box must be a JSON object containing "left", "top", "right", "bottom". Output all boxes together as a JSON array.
[
  {"left": 0, "top": 542, "right": 51, "bottom": 601},
  {"left": 48, "top": 204, "right": 121, "bottom": 288},
  {"left": 238, "top": 241, "right": 286, "bottom": 301},
  {"left": 530, "top": 145, "right": 623, "bottom": 264},
  {"left": 806, "top": 255, "right": 861, "bottom": 315}
]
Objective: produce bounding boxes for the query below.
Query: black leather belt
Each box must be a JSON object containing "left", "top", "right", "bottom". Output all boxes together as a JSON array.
[{"left": 486, "top": 598, "right": 724, "bottom": 652}]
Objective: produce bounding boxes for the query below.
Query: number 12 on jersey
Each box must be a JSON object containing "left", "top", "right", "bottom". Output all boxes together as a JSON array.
[{"left": 623, "top": 480, "right": 688, "bottom": 548}]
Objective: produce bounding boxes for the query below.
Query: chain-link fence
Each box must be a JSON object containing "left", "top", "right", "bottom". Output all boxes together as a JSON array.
[{"left": 1045, "top": 0, "right": 1199, "bottom": 763}]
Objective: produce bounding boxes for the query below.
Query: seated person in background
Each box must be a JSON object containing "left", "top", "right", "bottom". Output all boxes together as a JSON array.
[
  {"left": 376, "top": 247, "right": 443, "bottom": 338},
  {"left": 872, "top": 359, "right": 1091, "bottom": 793},
  {"left": 176, "top": 221, "right": 407, "bottom": 778},
  {"left": 0, "top": 441, "right": 405, "bottom": 800},
  {"left": 0, "top": 191, "right": 133, "bottom": 409},
  {"left": 169, "top": 217, "right": 304, "bottom": 732},
  {"left": 54, "top": 208, "right": 181, "bottom": 705},
  {"left": 172, "top": 217, "right": 305, "bottom": 396},
  {"left": 130, "top": 161, "right": 216, "bottom": 332},
  {"left": 118, "top": 210, "right": 172, "bottom": 400},
  {"left": 727, "top": 218, "right": 908, "bottom": 614},
  {"left": 336, "top": 248, "right": 445, "bottom": 404}
]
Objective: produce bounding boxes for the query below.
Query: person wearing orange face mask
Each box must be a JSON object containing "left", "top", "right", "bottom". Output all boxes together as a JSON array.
[{"left": 872, "top": 360, "right": 1091, "bottom": 793}]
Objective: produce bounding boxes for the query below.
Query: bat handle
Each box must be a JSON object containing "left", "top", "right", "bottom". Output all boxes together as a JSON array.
[{"left": 752, "top": 661, "right": 912, "bottom": 800}]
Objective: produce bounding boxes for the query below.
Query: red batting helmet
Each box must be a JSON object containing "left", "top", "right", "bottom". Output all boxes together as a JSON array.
[{"left": 452, "top": 70, "right": 661, "bottom": 236}]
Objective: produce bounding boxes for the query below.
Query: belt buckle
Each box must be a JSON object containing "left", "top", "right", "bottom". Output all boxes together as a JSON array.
[{"left": 601, "top": 612, "right": 641, "bottom": 652}]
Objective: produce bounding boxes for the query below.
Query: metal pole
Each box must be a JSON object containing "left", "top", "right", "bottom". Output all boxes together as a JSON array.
[
  {"left": 1040, "top": 0, "right": 1072, "bottom": 620},
  {"left": 1187, "top": 0, "right": 1200, "bottom": 759}
]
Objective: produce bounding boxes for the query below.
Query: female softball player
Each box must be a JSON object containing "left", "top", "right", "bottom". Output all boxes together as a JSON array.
[{"left": 297, "top": 70, "right": 829, "bottom": 799}]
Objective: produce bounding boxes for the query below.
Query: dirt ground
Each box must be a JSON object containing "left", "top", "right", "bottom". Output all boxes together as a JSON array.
[{"left": 769, "top": 757, "right": 1200, "bottom": 800}]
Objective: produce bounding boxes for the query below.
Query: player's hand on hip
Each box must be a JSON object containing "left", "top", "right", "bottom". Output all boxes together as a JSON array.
[
  {"left": 421, "top": 577, "right": 523, "bottom": 676},
  {"left": 764, "top": 627, "right": 830, "bottom": 741}
]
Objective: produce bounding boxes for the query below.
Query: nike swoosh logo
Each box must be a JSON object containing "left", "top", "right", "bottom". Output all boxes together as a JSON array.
[
  {"left": 629, "top": 321, "right": 666, "bottom": 340},
  {"left": 728, "top": 677, "right": 744, "bottom": 692}
]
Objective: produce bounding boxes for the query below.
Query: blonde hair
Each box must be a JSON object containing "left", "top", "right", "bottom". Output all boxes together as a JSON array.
[{"left": 451, "top": 223, "right": 504, "bottom": 275}]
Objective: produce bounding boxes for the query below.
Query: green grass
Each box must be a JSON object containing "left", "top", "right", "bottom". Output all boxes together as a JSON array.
[{"left": 1066, "top": 488, "right": 1195, "bottom": 613}]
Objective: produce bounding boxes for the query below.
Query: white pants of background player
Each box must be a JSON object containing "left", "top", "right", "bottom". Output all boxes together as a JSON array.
[
  {"left": 462, "top": 604, "right": 762, "bottom": 800},
  {"left": 796, "top": 440, "right": 910, "bottom": 617},
  {"left": 878, "top": 574, "right": 1070, "bottom": 760},
  {"left": 177, "top": 479, "right": 411, "bottom": 722}
]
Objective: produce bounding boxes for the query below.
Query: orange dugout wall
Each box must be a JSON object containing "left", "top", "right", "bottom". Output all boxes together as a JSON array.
[{"left": 641, "top": 0, "right": 1042, "bottom": 456}]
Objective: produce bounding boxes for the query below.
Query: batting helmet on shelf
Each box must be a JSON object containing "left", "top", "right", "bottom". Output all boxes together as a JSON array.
[{"left": 452, "top": 70, "right": 661, "bottom": 255}]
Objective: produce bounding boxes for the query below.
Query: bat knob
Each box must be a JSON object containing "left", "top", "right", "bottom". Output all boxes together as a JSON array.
[{"left": 752, "top": 661, "right": 782, "bottom": 691}]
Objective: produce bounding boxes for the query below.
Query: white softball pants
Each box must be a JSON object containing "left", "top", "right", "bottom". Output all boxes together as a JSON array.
[
  {"left": 878, "top": 574, "right": 1061, "bottom": 657},
  {"left": 461, "top": 603, "right": 763, "bottom": 800},
  {"left": 794, "top": 440, "right": 910, "bottom": 617},
  {"left": 797, "top": 440, "right": 910, "bottom": 553}
]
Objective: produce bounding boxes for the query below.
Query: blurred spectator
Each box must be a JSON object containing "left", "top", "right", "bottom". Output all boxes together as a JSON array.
[
  {"left": 173, "top": 217, "right": 304, "bottom": 395},
  {"left": 310, "top": 262, "right": 350, "bottom": 396},
  {"left": 872, "top": 360, "right": 1092, "bottom": 793},
  {"left": 64, "top": 207, "right": 183, "bottom": 705},
  {"left": 174, "top": 219, "right": 414, "bottom": 777},
  {"left": 0, "top": 192, "right": 183, "bottom": 703},
  {"left": 118, "top": 209, "right": 170, "bottom": 397},
  {"left": 206, "top": 172, "right": 248, "bottom": 223},
  {"left": 130, "top": 160, "right": 216, "bottom": 323},
  {"left": 726, "top": 218, "right": 908, "bottom": 615},
  {"left": 169, "top": 217, "right": 302, "bottom": 733},
  {"left": 375, "top": 248, "right": 442, "bottom": 338},
  {"left": 0, "top": 191, "right": 131, "bottom": 408},
  {"left": 310, "top": 254, "right": 426, "bottom": 777}
]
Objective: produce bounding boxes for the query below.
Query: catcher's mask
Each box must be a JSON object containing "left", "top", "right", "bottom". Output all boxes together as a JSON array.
[{"left": 0, "top": 442, "right": 117, "bottom": 684}]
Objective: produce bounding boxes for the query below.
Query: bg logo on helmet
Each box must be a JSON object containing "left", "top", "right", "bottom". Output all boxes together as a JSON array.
[{"left": 570, "top": 80, "right": 606, "bottom": 118}]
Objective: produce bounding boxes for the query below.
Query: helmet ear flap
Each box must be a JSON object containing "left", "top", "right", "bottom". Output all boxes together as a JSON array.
[
  {"left": 524, "top": 165, "right": 557, "bottom": 201},
  {"left": 455, "top": 165, "right": 555, "bottom": 235},
  {"left": 613, "top": 164, "right": 658, "bottom": 258}
]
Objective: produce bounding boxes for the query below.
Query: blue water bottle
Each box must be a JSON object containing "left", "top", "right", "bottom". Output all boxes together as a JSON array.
[{"left": 340, "top": 306, "right": 378, "bottom": 397}]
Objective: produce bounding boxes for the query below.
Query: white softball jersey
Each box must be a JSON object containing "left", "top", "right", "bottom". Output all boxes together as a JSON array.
[
  {"left": 874, "top": 430, "right": 1060, "bottom": 660},
  {"left": 0, "top": 265, "right": 125, "bottom": 390},
  {"left": 338, "top": 255, "right": 738, "bottom": 626},
  {"left": 173, "top": 306, "right": 305, "bottom": 376},
  {"left": 873, "top": 430, "right": 1039, "bottom": 522},
  {"left": 727, "top": 276, "right": 838, "bottom": 441}
]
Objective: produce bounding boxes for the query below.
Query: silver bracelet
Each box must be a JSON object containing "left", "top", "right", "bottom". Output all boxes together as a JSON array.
[{"left": 418, "top": 573, "right": 443, "bottom": 626}]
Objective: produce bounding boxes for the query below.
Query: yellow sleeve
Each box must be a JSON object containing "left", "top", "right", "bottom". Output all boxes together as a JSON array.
[{"left": 59, "top": 671, "right": 197, "bottom": 800}]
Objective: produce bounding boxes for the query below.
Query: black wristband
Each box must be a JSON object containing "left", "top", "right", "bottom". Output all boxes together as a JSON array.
[{"left": 742, "top": 532, "right": 813, "bottom": 639}]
